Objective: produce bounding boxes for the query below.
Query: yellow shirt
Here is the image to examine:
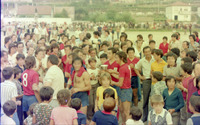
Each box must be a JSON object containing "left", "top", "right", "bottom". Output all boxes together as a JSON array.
[
  {"left": 96, "top": 86, "right": 118, "bottom": 108},
  {"left": 151, "top": 59, "right": 167, "bottom": 85}
]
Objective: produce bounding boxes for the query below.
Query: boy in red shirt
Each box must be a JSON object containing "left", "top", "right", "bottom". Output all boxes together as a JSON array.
[
  {"left": 159, "top": 36, "right": 169, "bottom": 56},
  {"left": 21, "top": 56, "right": 40, "bottom": 118}
]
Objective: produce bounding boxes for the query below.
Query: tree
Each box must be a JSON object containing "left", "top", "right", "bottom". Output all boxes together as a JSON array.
[{"left": 54, "top": 9, "right": 68, "bottom": 18}]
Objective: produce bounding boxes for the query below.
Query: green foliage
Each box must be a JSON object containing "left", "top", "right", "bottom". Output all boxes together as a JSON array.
[
  {"left": 154, "top": 14, "right": 167, "bottom": 21},
  {"left": 54, "top": 9, "right": 68, "bottom": 18},
  {"left": 75, "top": 8, "right": 89, "bottom": 20}
]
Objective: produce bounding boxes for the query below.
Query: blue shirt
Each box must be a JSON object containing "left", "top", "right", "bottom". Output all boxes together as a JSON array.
[
  {"left": 163, "top": 88, "right": 184, "bottom": 112},
  {"left": 77, "top": 112, "right": 86, "bottom": 125},
  {"left": 192, "top": 91, "right": 200, "bottom": 96},
  {"left": 92, "top": 111, "right": 118, "bottom": 125}
]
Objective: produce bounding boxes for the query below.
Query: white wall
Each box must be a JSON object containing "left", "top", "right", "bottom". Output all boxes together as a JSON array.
[{"left": 2, "top": 17, "right": 72, "bottom": 25}]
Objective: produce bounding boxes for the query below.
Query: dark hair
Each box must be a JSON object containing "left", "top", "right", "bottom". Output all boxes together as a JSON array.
[
  {"left": 103, "top": 88, "right": 115, "bottom": 99},
  {"left": 2, "top": 67, "right": 13, "bottom": 80},
  {"left": 45, "top": 46, "right": 51, "bottom": 54},
  {"left": 120, "top": 34, "right": 127, "bottom": 41},
  {"left": 171, "top": 48, "right": 180, "bottom": 57},
  {"left": 113, "top": 42, "right": 119, "bottom": 47},
  {"left": 137, "top": 34, "right": 143, "bottom": 40},
  {"left": 105, "top": 30, "right": 110, "bottom": 35},
  {"left": 3, "top": 100, "right": 16, "bottom": 116},
  {"left": 127, "top": 47, "right": 135, "bottom": 53},
  {"left": 64, "top": 45, "right": 72, "bottom": 50},
  {"left": 103, "top": 97, "right": 116, "bottom": 112},
  {"left": 189, "top": 34, "right": 196, "bottom": 41},
  {"left": 121, "top": 32, "right": 128, "bottom": 39},
  {"left": 8, "top": 43, "right": 17, "bottom": 54},
  {"left": 108, "top": 47, "right": 117, "bottom": 54},
  {"left": 88, "top": 57, "right": 97, "bottom": 63},
  {"left": 189, "top": 95, "right": 200, "bottom": 112},
  {"left": 121, "top": 42, "right": 127, "bottom": 49},
  {"left": 152, "top": 71, "right": 163, "bottom": 81},
  {"left": 148, "top": 34, "right": 153, "bottom": 38},
  {"left": 39, "top": 86, "right": 54, "bottom": 102},
  {"left": 195, "top": 76, "right": 200, "bottom": 90},
  {"left": 82, "top": 37, "right": 88, "bottom": 43},
  {"left": 126, "top": 40, "right": 133, "bottom": 46},
  {"left": 165, "top": 75, "right": 176, "bottom": 86},
  {"left": 35, "top": 48, "right": 43, "bottom": 56},
  {"left": 152, "top": 49, "right": 163, "bottom": 58},
  {"left": 186, "top": 51, "right": 197, "bottom": 62},
  {"left": 149, "top": 40, "right": 156, "bottom": 45},
  {"left": 181, "top": 63, "right": 193, "bottom": 75},
  {"left": 72, "top": 46, "right": 79, "bottom": 51},
  {"left": 48, "top": 55, "right": 59, "bottom": 65},
  {"left": 166, "top": 52, "right": 177, "bottom": 61},
  {"left": 101, "top": 41, "right": 109, "bottom": 47},
  {"left": 50, "top": 39, "right": 57, "bottom": 44},
  {"left": 4, "top": 36, "right": 11, "bottom": 45},
  {"left": 171, "top": 33, "right": 178, "bottom": 40},
  {"left": 183, "top": 41, "right": 190, "bottom": 47},
  {"left": 130, "top": 106, "right": 142, "bottom": 121},
  {"left": 143, "top": 46, "right": 151, "bottom": 53},
  {"left": 72, "top": 57, "right": 83, "bottom": 67},
  {"left": 163, "top": 36, "right": 168, "bottom": 40},
  {"left": 25, "top": 56, "right": 36, "bottom": 69},
  {"left": 50, "top": 43, "right": 59, "bottom": 52},
  {"left": 100, "top": 53, "right": 108, "bottom": 59},
  {"left": 116, "top": 51, "right": 127, "bottom": 63},
  {"left": 13, "top": 67, "right": 21, "bottom": 79},
  {"left": 70, "top": 98, "right": 82, "bottom": 111},
  {"left": 93, "top": 31, "right": 100, "bottom": 36},
  {"left": 24, "top": 33, "right": 30, "bottom": 38},
  {"left": 68, "top": 52, "right": 78, "bottom": 60},
  {"left": 57, "top": 89, "right": 71, "bottom": 105},
  {"left": 86, "top": 33, "right": 91, "bottom": 39},
  {"left": 17, "top": 42, "right": 24, "bottom": 47},
  {"left": 89, "top": 48, "right": 96, "bottom": 54},
  {"left": 181, "top": 57, "right": 193, "bottom": 64},
  {"left": 193, "top": 31, "right": 199, "bottom": 37}
]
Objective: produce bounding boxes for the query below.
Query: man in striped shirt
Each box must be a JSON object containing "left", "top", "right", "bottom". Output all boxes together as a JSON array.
[{"left": 1, "top": 67, "right": 20, "bottom": 125}]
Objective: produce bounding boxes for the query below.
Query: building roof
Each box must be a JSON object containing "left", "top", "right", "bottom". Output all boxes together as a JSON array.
[
  {"left": 17, "top": 5, "right": 51, "bottom": 15},
  {"left": 171, "top": 1, "right": 190, "bottom": 6}
]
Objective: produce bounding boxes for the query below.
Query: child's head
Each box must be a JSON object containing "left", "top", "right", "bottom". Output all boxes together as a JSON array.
[
  {"left": 181, "top": 57, "right": 192, "bottom": 65},
  {"left": 180, "top": 63, "right": 193, "bottom": 76},
  {"left": 130, "top": 106, "right": 142, "bottom": 121},
  {"left": 148, "top": 34, "right": 153, "bottom": 40},
  {"left": 165, "top": 76, "right": 176, "bottom": 89},
  {"left": 35, "top": 48, "right": 44, "bottom": 60},
  {"left": 103, "top": 97, "right": 116, "bottom": 112},
  {"left": 103, "top": 88, "right": 115, "bottom": 99},
  {"left": 13, "top": 67, "right": 21, "bottom": 79},
  {"left": 101, "top": 41, "right": 109, "bottom": 52},
  {"left": 89, "top": 48, "right": 97, "bottom": 58},
  {"left": 28, "top": 103, "right": 37, "bottom": 117},
  {"left": 152, "top": 49, "right": 163, "bottom": 61},
  {"left": 189, "top": 95, "right": 200, "bottom": 113},
  {"left": 171, "top": 34, "right": 178, "bottom": 41},
  {"left": 50, "top": 43, "right": 59, "bottom": 54},
  {"left": 16, "top": 53, "right": 25, "bottom": 66},
  {"left": 166, "top": 52, "right": 177, "bottom": 66},
  {"left": 127, "top": 47, "right": 135, "bottom": 58},
  {"left": 149, "top": 40, "right": 156, "bottom": 50},
  {"left": 100, "top": 53, "right": 108, "bottom": 64},
  {"left": 39, "top": 86, "right": 54, "bottom": 102},
  {"left": 195, "top": 76, "right": 200, "bottom": 90},
  {"left": 72, "top": 57, "right": 83, "bottom": 71},
  {"left": 2, "top": 67, "right": 14, "bottom": 80},
  {"left": 25, "top": 56, "right": 36, "bottom": 69},
  {"left": 180, "top": 49, "right": 188, "bottom": 58},
  {"left": 116, "top": 51, "right": 127, "bottom": 64},
  {"left": 70, "top": 98, "right": 82, "bottom": 111},
  {"left": 68, "top": 52, "right": 78, "bottom": 64},
  {"left": 113, "top": 43, "right": 119, "bottom": 49},
  {"left": 152, "top": 71, "right": 163, "bottom": 83},
  {"left": 88, "top": 57, "right": 97, "bottom": 68},
  {"left": 163, "top": 36, "right": 168, "bottom": 42},
  {"left": 99, "top": 72, "right": 111, "bottom": 87},
  {"left": 126, "top": 40, "right": 133, "bottom": 48},
  {"left": 186, "top": 51, "right": 197, "bottom": 62},
  {"left": 57, "top": 89, "right": 71, "bottom": 105},
  {"left": 27, "top": 46, "right": 35, "bottom": 56},
  {"left": 171, "top": 48, "right": 180, "bottom": 58},
  {"left": 107, "top": 47, "right": 117, "bottom": 60},
  {"left": 150, "top": 94, "right": 164, "bottom": 113},
  {"left": 121, "top": 42, "right": 128, "bottom": 53},
  {"left": 3, "top": 100, "right": 16, "bottom": 117}
]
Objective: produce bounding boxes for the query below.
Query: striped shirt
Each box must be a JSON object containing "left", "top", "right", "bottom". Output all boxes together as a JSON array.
[{"left": 1, "top": 80, "right": 18, "bottom": 114}]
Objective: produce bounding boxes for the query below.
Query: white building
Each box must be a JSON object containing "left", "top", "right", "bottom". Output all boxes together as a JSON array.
[{"left": 166, "top": 2, "right": 191, "bottom": 21}]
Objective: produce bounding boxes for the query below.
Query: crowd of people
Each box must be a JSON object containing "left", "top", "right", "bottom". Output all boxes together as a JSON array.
[{"left": 1, "top": 21, "right": 200, "bottom": 125}]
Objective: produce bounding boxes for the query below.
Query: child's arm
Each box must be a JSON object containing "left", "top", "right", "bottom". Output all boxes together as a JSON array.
[
  {"left": 111, "top": 77, "right": 124, "bottom": 87},
  {"left": 95, "top": 97, "right": 99, "bottom": 112},
  {"left": 49, "top": 119, "right": 55, "bottom": 125},
  {"left": 16, "top": 94, "right": 23, "bottom": 99},
  {"left": 73, "top": 119, "right": 78, "bottom": 125},
  {"left": 89, "top": 121, "right": 96, "bottom": 125},
  {"left": 32, "top": 114, "right": 36, "bottom": 124}
]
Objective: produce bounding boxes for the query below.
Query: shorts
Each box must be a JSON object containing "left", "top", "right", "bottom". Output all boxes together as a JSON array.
[
  {"left": 119, "top": 88, "right": 132, "bottom": 102},
  {"left": 112, "top": 85, "right": 121, "bottom": 97},
  {"left": 23, "top": 95, "right": 38, "bottom": 112},
  {"left": 131, "top": 76, "right": 139, "bottom": 88},
  {"left": 71, "top": 92, "right": 89, "bottom": 107}
]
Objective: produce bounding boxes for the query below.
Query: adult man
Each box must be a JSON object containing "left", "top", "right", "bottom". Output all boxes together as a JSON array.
[
  {"left": 43, "top": 55, "right": 65, "bottom": 107},
  {"left": 135, "top": 46, "right": 155, "bottom": 122}
]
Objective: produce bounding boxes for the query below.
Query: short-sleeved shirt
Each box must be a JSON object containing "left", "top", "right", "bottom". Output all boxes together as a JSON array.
[
  {"left": 12, "top": 79, "right": 23, "bottom": 100},
  {"left": 189, "top": 42, "right": 199, "bottom": 51},
  {"left": 163, "top": 64, "right": 181, "bottom": 78},
  {"left": 96, "top": 86, "right": 118, "bottom": 108},
  {"left": 119, "top": 63, "right": 131, "bottom": 89},
  {"left": 87, "top": 68, "right": 99, "bottom": 85},
  {"left": 104, "top": 61, "right": 120, "bottom": 82},
  {"left": 77, "top": 111, "right": 87, "bottom": 125},
  {"left": 148, "top": 109, "right": 172, "bottom": 124},
  {"left": 21, "top": 69, "right": 39, "bottom": 95},
  {"left": 182, "top": 75, "right": 193, "bottom": 100},
  {"left": 92, "top": 110, "right": 118, "bottom": 125},
  {"left": 187, "top": 78, "right": 197, "bottom": 113},
  {"left": 1, "top": 115, "right": 16, "bottom": 125},
  {"left": 34, "top": 103, "right": 53, "bottom": 125},
  {"left": 127, "top": 57, "right": 140, "bottom": 76},
  {"left": 126, "top": 119, "right": 144, "bottom": 125},
  {"left": 50, "top": 106, "right": 78, "bottom": 125},
  {"left": 65, "top": 63, "right": 72, "bottom": 73},
  {"left": 62, "top": 55, "right": 67, "bottom": 71},
  {"left": 159, "top": 42, "right": 169, "bottom": 55}
]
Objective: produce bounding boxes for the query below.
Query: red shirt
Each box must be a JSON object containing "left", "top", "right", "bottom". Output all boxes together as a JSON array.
[
  {"left": 65, "top": 62, "right": 72, "bottom": 73},
  {"left": 159, "top": 42, "right": 169, "bottom": 55},
  {"left": 60, "top": 43, "right": 64, "bottom": 50},
  {"left": 62, "top": 55, "right": 67, "bottom": 71},
  {"left": 187, "top": 78, "right": 197, "bottom": 113},
  {"left": 104, "top": 61, "right": 120, "bottom": 82},
  {"left": 21, "top": 69, "right": 39, "bottom": 95},
  {"left": 119, "top": 63, "right": 131, "bottom": 89},
  {"left": 127, "top": 57, "right": 140, "bottom": 76}
]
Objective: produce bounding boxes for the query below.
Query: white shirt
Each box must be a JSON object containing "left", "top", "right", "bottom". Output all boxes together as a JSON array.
[
  {"left": 8, "top": 54, "right": 16, "bottom": 66},
  {"left": 43, "top": 65, "right": 64, "bottom": 99},
  {"left": 1, "top": 115, "right": 16, "bottom": 125},
  {"left": 135, "top": 56, "right": 155, "bottom": 79},
  {"left": 87, "top": 68, "right": 99, "bottom": 85},
  {"left": 126, "top": 119, "right": 144, "bottom": 125}
]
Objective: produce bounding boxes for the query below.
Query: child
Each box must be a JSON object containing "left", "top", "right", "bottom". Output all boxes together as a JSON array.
[
  {"left": 100, "top": 53, "right": 108, "bottom": 65},
  {"left": 186, "top": 95, "right": 200, "bottom": 125},
  {"left": 99, "top": 41, "right": 109, "bottom": 57},
  {"left": 34, "top": 48, "right": 45, "bottom": 78},
  {"left": 50, "top": 89, "right": 78, "bottom": 125},
  {"left": 24, "top": 103, "right": 37, "bottom": 125},
  {"left": 148, "top": 94, "right": 173, "bottom": 125},
  {"left": 1, "top": 100, "right": 17, "bottom": 125},
  {"left": 159, "top": 36, "right": 169, "bottom": 56},
  {"left": 149, "top": 40, "right": 156, "bottom": 50},
  {"left": 62, "top": 45, "right": 72, "bottom": 70},
  {"left": 21, "top": 56, "right": 40, "bottom": 118},
  {"left": 87, "top": 57, "right": 100, "bottom": 120},
  {"left": 163, "top": 76, "right": 184, "bottom": 125},
  {"left": 33, "top": 86, "right": 54, "bottom": 125},
  {"left": 15, "top": 53, "right": 25, "bottom": 82},
  {"left": 126, "top": 106, "right": 144, "bottom": 125},
  {"left": 90, "top": 97, "right": 118, "bottom": 125},
  {"left": 95, "top": 72, "right": 118, "bottom": 112},
  {"left": 70, "top": 98, "right": 87, "bottom": 125}
]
